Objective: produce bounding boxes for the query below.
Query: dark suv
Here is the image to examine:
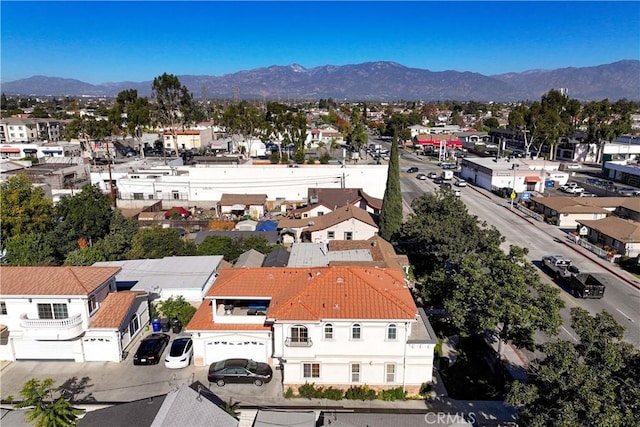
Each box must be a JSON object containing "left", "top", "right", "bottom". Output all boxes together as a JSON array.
[
  {"left": 133, "top": 333, "right": 170, "bottom": 365},
  {"left": 406, "top": 167, "right": 419, "bottom": 173},
  {"left": 208, "top": 358, "right": 273, "bottom": 386}
]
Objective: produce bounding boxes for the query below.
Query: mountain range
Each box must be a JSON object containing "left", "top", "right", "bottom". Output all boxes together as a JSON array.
[{"left": 1, "top": 60, "right": 638, "bottom": 102}]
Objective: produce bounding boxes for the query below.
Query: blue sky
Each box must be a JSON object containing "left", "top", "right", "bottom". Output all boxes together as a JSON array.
[{"left": 1, "top": 1, "right": 639, "bottom": 84}]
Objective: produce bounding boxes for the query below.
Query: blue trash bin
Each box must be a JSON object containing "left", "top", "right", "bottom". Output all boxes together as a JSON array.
[{"left": 151, "top": 318, "right": 161, "bottom": 332}]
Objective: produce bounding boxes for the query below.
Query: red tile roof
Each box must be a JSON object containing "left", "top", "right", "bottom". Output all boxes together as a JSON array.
[
  {"left": 90, "top": 291, "right": 147, "bottom": 329},
  {"left": 202, "top": 266, "right": 416, "bottom": 322},
  {"left": 0, "top": 267, "right": 121, "bottom": 296}
]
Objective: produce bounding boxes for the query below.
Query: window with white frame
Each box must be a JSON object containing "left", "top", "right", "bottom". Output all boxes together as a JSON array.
[
  {"left": 351, "top": 323, "right": 361, "bottom": 340},
  {"left": 351, "top": 363, "right": 361, "bottom": 383},
  {"left": 303, "top": 363, "right": 320, "bottom": 378},
  {"left": 37, "top": 303, "right": 68, "bottom": 320},
  {"left": 385, "top": 363, "right": 396, "bottom": 383},
  {"left": 129, "top": 314, "right": 140, "bottom": 336},
  {"left": 344, "top": 231, "right": 353, "bottom": 240},
  {"left": 0, "top": 301, "right": 7, "bottom": 315},
  {"left": 324, "top": 323, "right": 333, "bottom": 340},
  {"left": 387, "top": 323, "right": 397, "bottom": 340},
  {"left": 290, "top": 325, "right": 309, "bottom": 343},
  {"left": 327, "top": 231, "right": 335, "bottom": 239},
  {"left": 87, "top": 296, "right": 98, "bottom": 314}
]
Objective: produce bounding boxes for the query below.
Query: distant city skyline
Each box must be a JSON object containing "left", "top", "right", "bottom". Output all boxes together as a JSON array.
[{"left": 1, "top": 1, "right": 639, "bottom": 84}]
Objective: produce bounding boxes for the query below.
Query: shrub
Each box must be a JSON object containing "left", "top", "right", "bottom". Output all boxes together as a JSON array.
[
  {"left": 434, "top": 338, "right": 443, "bottom": 359},
  {"left": 284, "top": 387, "right": 294, "bottom": 399},
  {"left": 323, "top": 387, "right": 344, "bottom": 400},
  {"left": 298, "top": 382, "right": 317, "bottom": 399},
  {"left": 344, "top": 385, "right": 377, "bottom": 401},
  {"left": 380, "top": 387, "right": 407, "bottom": 401},
  {"left": 419, "top": 382, "right": 433, "bottom": 396}
]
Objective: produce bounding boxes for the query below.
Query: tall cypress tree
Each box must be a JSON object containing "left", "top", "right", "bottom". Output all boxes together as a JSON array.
[{"left": 378, "top": 133, "right": 403, "bottom": 240}]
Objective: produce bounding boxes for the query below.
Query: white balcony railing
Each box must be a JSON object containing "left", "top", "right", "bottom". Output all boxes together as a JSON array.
[
  {"left": 20, "top": 313, "right": 84, "bottom": 340},
  {"left": 285, "top": 337, "right": 313, "bottom": 347}
]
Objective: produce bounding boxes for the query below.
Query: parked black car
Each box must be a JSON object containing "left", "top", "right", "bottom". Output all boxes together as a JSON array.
[
  {"left": 133, "top": 333, "right": 170, "bottom": 365},
  {"left": 208, "top": 358, "right": 273, "bottom": 386}
]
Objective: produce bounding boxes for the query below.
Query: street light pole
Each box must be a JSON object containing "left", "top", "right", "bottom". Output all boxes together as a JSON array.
[{"left": 510, "top": 164, "right": 519, "bottom": 210}]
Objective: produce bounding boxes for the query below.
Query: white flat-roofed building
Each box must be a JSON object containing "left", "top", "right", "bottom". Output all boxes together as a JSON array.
[{"left": 93, "top": 255, "right": 225, "bottom": 302}]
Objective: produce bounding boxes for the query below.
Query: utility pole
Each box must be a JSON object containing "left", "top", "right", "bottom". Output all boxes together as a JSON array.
[{"left": 105, "top": 140, "right": 116, "bottom": 208}]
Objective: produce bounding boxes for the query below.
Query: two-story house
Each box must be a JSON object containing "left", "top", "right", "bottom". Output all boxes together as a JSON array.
[
  {"left": 0, "top": 266, "right": 149, "bottom": 363},
  {"left": 278, "top": 205, "right": 378, "bottom": 245},
  {"left": 288, "top": 188, "right": 383, "bottom": 219},
  {"left": 186, "top": 266, "right": 436, "bottom": 393}
]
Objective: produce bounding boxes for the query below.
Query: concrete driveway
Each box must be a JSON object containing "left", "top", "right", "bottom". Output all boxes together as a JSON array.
[{"left": 0, "top": 357, "right": 283, "bottom": 404}]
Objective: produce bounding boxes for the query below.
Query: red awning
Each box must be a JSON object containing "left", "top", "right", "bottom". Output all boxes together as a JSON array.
[
  {"left": 525, "top": 176, "right": 541, "bottom": 182},
  {"left": 0, "top": 148, "right": 20, "bottom": 153}
]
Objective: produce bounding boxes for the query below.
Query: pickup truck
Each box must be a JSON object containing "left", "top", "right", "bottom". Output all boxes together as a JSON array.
[
  {"left": 569, "top": 273, "right": 606, "bottom": 299},
  {"left": 542, "top": 255, "right": 579, "bottom": 281}
]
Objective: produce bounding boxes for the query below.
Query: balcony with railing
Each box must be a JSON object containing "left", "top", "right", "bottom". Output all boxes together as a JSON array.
[
  {"left": 285, "top": 337, "right": 313, "bottom": 347},
  {"left": 20, "top": 313, "right": 84, "bottom": 340}
]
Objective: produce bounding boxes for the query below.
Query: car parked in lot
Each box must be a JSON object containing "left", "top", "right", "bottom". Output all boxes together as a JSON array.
[
  {"left": 208, "top": 358, "right": 273, "bottom": 386},
  {"left": 406, "top": 167, "right": 419, "bottom": 173},
  {"left": 565, "top": 163, "right": 582, "bottom": 170},
  {"left": 133, "top": 333, "right": 170, "bottom": 365},
  {"left": 164, "top": 337, "right": 193, "bottom": 369},
  {"left": 565, "top": 186, "right": 585, "bottom": 194},
  {"left": 416, "top": 173, "right": 427, "bottom": 180}
]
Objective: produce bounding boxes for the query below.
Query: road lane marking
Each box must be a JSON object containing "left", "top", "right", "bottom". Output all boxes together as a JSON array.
[
  {"left": 561, "top": 326, "right": 579, "bottom": 342},
  {"left": 616, "top": 308, "right": 635, "bottom": 322}
]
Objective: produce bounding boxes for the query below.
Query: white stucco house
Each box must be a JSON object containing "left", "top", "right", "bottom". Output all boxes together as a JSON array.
[
  {"left": 186, "top": 266, "right": 436, "bottom": 394},
  {"left": 0, "top": 266, "right": 149, "bottom": 363},
  {"left": 277, "top": 205, "right": 378, "bottom": 244}
]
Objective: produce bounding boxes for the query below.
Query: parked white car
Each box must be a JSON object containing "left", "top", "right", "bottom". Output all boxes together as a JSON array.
[
  {"left": 565, "top": 163, "right": 582, "bottom": 170},
  {"left": 164, "top": 337, "right": 193, "bottom": 369},
  {"left": 565, "top": 186, "right": 585, "bottom": 194}
]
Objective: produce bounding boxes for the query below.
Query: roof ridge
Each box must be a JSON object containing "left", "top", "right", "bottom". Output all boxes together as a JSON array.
[
  {"left": 352, "top": 268, "right": 416, "bottom": 318},
  {"left": 67, "top": 267, "right": 89, "bottom": 293}
]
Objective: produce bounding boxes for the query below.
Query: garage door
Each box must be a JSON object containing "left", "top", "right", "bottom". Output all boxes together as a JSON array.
[
  {"left": 205, "top": 339, "right": 267, "bottom": 364},
  {"left": 83, "top": 336, "right": 117, "bottom": 362},
  {"left": 13, "top": 339, "right": 77, "bottom": 360}
]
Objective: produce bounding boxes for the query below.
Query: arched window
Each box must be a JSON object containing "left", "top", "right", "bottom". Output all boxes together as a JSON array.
[
  {"left": 351, "top": 323, "right": 361, "bottom": 340},
  {"left": 290, "top": 325, "right": 309, "bottom": 343},
  {"left": 324, "top": 323, "right": 334, "bottom": 340},
  {"left": 387, "top": 324, "right": 397, "bottom": 340}
]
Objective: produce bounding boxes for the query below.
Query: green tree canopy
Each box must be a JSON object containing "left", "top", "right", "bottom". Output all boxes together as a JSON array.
[
  {"left": 16, "top": 378, "right": 84, "bottom": 427},
  {"left": 54, "top": 184, "right": 113, "bottom": 255},
  {"left": 0, "top": 174, "right": 55, "bottom": 243},
  {"left": 155, "top": 296, "right": 197, "bottom": 327},
  {"left": 196, "top": 235, "right": 242, "bottom": 261},
  {"left": 507, "top": 308, "right": 640, "bottom": 426},
  {"left": 151, "top": 73, "right": 196, "bottom": 156},
  {"left": 128, "top": 227, "right": 195, "bottom": 259},
  {"left": 63, "top": 247, "right": 106, "bottom": 266},
  {"left": 378, "top": 133, "right": 403, "bottom": 240},
  {"left": 5, "top": 232, "right": 56, "bottom": 266}
]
